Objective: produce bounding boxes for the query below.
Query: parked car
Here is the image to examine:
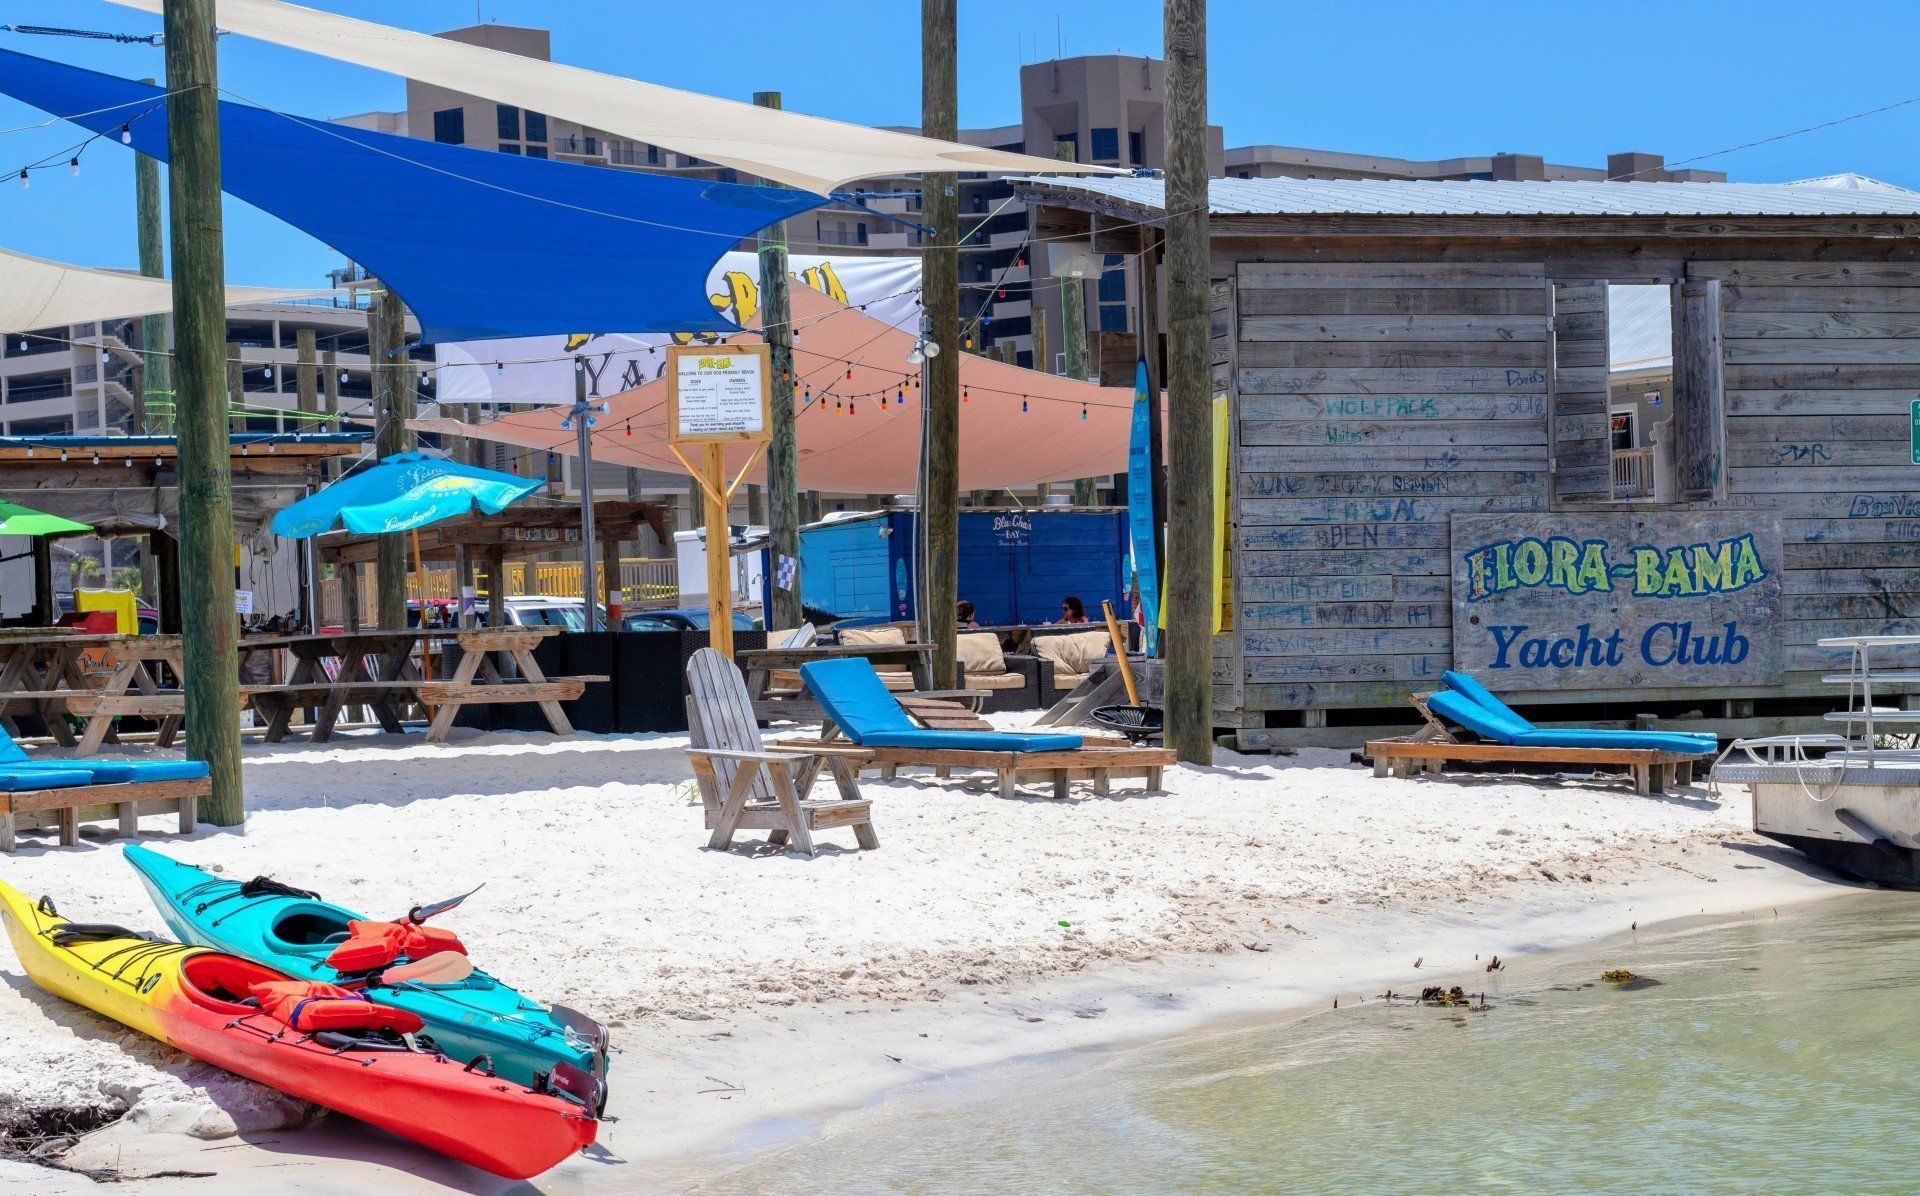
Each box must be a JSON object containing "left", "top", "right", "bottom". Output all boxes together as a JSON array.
[
  {"left": 622, "top": 607, "right": 758, "bottom": 633},
  {"left": 403, "top": 597, "right": 605, "bottom": 630}
]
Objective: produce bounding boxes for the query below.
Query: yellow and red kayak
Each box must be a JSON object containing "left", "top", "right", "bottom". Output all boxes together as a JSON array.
[{"left": 0, "top": 881, "right": 596, "bottom": 1179}]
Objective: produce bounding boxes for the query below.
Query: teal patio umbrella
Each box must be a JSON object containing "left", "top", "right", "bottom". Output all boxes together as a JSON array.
[{"left": 271, "top": 451, "right": 541, "bottom": 540}]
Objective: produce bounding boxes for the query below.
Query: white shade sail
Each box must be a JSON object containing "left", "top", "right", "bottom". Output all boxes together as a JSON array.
[
  {"left": 104, "top": 0, "right": 1123, "bottom": 196},
  {"left": 0, "top": 245, "right": 320, "bottom": 334}
]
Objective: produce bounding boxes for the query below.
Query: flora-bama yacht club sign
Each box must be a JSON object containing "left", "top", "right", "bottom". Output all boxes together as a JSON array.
[{"left": 1449, "top": 512, "right": 1784, "bottom": 691}]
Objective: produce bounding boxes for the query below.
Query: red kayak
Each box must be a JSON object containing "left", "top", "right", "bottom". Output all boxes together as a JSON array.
[{"left": 0, "top": 883, "right": 598, "bottom": 1180}]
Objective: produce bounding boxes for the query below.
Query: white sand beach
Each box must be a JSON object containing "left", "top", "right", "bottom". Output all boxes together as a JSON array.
[{"left": 0, "top": 726, "right": 1847, "bottom": 1193}]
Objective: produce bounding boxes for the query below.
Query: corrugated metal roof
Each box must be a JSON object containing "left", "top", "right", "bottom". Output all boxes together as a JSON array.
[
  {"left": 1016, "top": 175, "right": 1920, "bottom": 217},
  {"left": 1789, "top": 172, "right": 1920, "bottom": 196}
]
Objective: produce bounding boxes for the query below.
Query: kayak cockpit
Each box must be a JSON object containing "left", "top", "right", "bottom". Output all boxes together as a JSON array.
[
  {"left": 179, "top": 953, "right": 281, "bottom": 1013},
  {"left": 267, "top": 904, "right": 353, "bottom": 955}
]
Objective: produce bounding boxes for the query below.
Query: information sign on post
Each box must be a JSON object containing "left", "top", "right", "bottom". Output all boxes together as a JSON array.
[{"left": 665, "top": 345, "right": 772, "bottom": 657}]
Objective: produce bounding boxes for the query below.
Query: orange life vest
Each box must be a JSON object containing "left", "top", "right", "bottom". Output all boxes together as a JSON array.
[
  {"left": 249, "top": 980, "right": 426, "bottom": 1034},
  {"left": 324, "top": 919, "right": 468, "bottom": 973}
]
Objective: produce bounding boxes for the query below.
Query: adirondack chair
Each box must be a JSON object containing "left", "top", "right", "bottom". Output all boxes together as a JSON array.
[{"left": 684, "top": 648, "right": 877, "bottom": 856}]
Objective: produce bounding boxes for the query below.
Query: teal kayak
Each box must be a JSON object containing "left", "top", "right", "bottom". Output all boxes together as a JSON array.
[{"left": 122, "top": 844, "right": 609, "bottom": 1099}]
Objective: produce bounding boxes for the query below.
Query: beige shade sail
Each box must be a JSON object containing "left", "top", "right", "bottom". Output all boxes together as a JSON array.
[
  {"left": 104, "top": 0, "right": 1123, "bottom": 196},
  {"left": 0, "top": 245, "right": 321, "bottom": 334},
  {"left": 412, "top": 287, "right": 1133, "bottom": 494}
]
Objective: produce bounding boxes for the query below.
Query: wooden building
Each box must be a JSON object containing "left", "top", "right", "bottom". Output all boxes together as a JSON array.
[{"left": 1019, "top": 176, "right": 1920, "bottom": 748}]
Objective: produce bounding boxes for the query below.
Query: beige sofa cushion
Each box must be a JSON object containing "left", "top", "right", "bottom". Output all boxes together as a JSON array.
[
  {"left": 841, "top": 624, "right": 909, "bottom": 673},
  {"left": 1034, "top": 630, "right": 1112, "bottom": 675},
  {"left": 956, "top": 631, "right": 1007, "bottom": 677},
  {"left": 971, "top": 671, "right": 1028, "bottom": 691}
]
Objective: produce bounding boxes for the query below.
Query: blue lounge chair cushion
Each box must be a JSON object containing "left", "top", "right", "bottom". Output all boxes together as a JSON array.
[
  {"left": 1426, "top": 690, "right": 1530, "bottom": 745},
  {"left": 0, "top": 727, "right": 31, "bottom": 765},
  {"left": 1511, "top": 728, "right": 1718, "bottom": 755},
  {"left": 62, "top": 760, "right": 211, "bottom": 784},
  {"left": 860, "top": 729, "right": 1084, "bottom": 753},
  {"left": 0, "top": 721, "right": 208, "bottom": 780},
  {"left": 0, "top": 768, "right": 95, "bottom": 791},
  {"left": 1429, "top": 691, "right": 1716, "bottom": 755},
  {"left": 0, "top": 759, "right": 210, "bottom": 783},
  {"left": 1440, "top": 671, "right": 1715, "bottom": 753},
  {"left": 799, "top": 657, "right": 1083, "bottom": 753},
  {"left": 1441, "top": 671, "right": 1534, "bottom": 729}
]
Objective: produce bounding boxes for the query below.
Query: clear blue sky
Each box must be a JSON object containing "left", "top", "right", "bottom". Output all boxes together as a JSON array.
[{"left": 5, "top": 0, "right": 1919, "bottom": 284}]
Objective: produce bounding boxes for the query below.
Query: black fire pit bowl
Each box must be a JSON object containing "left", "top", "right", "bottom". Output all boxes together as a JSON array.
[{"left": 1091, "top": 704, "right": 1164, "bottom": 743}]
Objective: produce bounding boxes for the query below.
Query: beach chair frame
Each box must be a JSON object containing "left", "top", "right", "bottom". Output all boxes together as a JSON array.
[
  {"left": 684, "top": 648, "right": 876, "bottom": 857},
  {"left": 1366, "top": 692, "right": 1699, "bottom": 794},
  {"left": 790, "top": 660, "right": 1174, "bottom": 800},
  {"left": 1, "top": 776, "right": 204, "bottom": 852}
]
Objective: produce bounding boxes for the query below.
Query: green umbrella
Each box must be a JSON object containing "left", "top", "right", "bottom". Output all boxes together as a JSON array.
[{"left": 0, "top": 500, "right": 90, "bottom": 537}]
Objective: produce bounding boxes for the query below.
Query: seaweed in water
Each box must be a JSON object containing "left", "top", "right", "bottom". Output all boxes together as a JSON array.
[{"left": 1601, "top": 969, "right": 1663, "bottom": 992}]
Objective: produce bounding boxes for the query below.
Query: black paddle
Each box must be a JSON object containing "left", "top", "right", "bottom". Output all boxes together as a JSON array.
[{"left": 402, "top": 883, "right": 483, "bottom": 926}]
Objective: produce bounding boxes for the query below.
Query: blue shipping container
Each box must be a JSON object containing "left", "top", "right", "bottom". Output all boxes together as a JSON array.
[{"left": 798, "top": 509, "right": 1131, "bottom": 626}]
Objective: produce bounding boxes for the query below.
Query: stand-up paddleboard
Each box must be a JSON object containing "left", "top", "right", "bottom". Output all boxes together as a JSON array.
[{"left": 1127, "top": 358, "right": 1160, "bottom": 655}]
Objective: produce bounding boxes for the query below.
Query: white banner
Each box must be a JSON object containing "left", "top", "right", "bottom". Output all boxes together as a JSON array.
[{"left": 434, "top": 252, "right": 922, "bottom": 406}]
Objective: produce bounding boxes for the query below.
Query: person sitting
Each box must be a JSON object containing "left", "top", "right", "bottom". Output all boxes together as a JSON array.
[
  {"left": 1057, "top": 596, "right": 1090, "bottom": 624},
  {"left": 956, "top": 599, "right": 980, "bottom": 629}
]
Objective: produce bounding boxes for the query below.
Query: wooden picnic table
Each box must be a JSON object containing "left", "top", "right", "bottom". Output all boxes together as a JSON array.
[
  {"left": 0, "top": 631, "right": 185, "bottom": 753},
  {"left": 241, "top": 626, "right": 601, "bottom": 744},
  {"left": 738, "top": 641, "right": 941, "bottom": 722}
]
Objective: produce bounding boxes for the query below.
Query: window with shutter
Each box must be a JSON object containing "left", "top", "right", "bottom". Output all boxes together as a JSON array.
[{"left": 1549, "top": 282, "right": 1612, "bottom": 503}]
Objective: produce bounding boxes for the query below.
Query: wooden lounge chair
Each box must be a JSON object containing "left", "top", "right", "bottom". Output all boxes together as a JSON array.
[
  {"left": 1364, "top": 671, "right": 1716, "bottom": 795},
  {"left": 0, "top": 734, "right": 207, "bottom": 852},
  {"left": 683, "top": 647, "right": 876, "bottom": 857},
  {"left": 792, "top": 656, "right": 1173, "bottom": 799}
]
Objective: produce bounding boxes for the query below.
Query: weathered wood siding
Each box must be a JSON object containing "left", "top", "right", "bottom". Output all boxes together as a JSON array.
[
  {"left": 1694, "top": 261, "right": 1920, "bottom": 679},
  {"left": 1232, "top": 261, "right": 1551, "bottom": 710},
  {"left": 1209, "top": 244, "right": 1920, "bottom": 729}
]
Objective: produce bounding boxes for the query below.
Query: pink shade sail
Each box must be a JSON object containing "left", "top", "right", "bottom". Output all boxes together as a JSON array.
[{"left": 415, "top": 287, "right": 1133, "bottom": 495}]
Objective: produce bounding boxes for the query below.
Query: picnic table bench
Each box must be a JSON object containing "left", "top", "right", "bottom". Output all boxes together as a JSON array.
[
  {"left": 0, "top": 631, "right": 186, "bottom": 754},
  {"left": 240, "top": 626, "right": 603, "bottom": 743}
]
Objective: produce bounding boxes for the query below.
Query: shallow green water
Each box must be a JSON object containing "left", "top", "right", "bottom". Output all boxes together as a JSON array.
[{"left": 696, "top": 892, "right": 1920, "bottom": 1194}]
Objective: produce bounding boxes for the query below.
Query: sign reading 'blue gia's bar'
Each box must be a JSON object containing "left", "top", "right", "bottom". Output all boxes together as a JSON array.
[{"left": 1448, "top": 512, "right": 1783, "bottom": 691}]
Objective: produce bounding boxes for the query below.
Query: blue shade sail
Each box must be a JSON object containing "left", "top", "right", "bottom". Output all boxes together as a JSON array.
[
  {"left": 0, "top": 49, "right": 826, "bottom": 342},
  {"left": 272, "top": 451, "right": 542, "bottom": 538}
]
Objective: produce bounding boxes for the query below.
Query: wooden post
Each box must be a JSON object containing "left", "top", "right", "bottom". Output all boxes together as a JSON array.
[
  {"left": 1056, "top": 141, "right": 1089, "bottom": 381},
  {"left": 295, "top": 329, "right": 318, "bottom": 424},
  {"left": 1032, "top": 296, "right": 1050, "bottom": 374},
  {"left": 30, "top": 538, "right": 53, "bottom": 625},
  {"left": 702, "top": 444, "right": 734, "bottom": 657},
  {"left": 922, "top": 0, "right": 960, "bottom": 687},
  {"left": 340, "top": 562, "right": 360, "bottom": 632},
  {"left": 601, "top": 537, "right": 622, "bottom": 625},
  {"left": 664, "top": 344, "right": 769, "bottom": 656},
  {"left": 164, "top": 0, "right": 245, "bottom": 824},
  {"left": 757, "top": 88, "right": 804, "bottom": 633},
  {"left": 452, "top": 403, "right": 480, "bottom": 626},
  {"left": 370, "top": 290, "right": 411, "bottom": 629},
  {"left": 319, "top": 348, "right": 340, "bottom": 481},
  {"left": 1163, "top": 0, "right": 1213, "bottom": 765},
  {"left": 225, "top": 342, "right": 243, "bottom": 420},
  {"left": 484, "top": 546, "right": 506, "bottom": 627},
  {"left": 153, "top": 530, "right": 182, "bottom": 633},
  {"left": 135, "top": 79, "right": 167, "bottom": 437}
]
